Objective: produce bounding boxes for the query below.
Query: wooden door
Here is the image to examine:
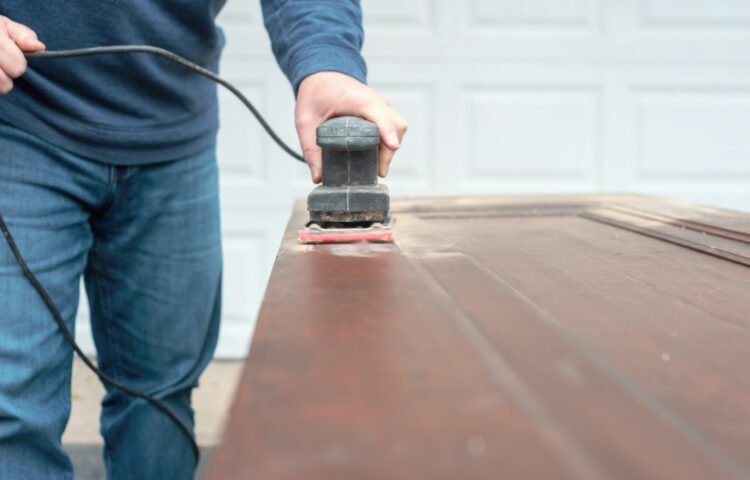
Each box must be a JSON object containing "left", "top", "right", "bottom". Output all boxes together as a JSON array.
[{"left": 209, "top": 194, "right": 750, "bottom": 479}]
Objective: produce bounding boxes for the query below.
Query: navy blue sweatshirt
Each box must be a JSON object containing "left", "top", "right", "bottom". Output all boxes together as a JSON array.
[{"left": 0, "top": 0, "right": 366, "bottom": 164}]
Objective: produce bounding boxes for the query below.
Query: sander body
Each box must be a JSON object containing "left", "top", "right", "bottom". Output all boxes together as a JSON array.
[{"left": 298, "top": 116, "right": 394, "bottom": 243}]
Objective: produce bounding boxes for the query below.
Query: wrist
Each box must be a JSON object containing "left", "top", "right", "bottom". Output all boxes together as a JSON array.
[{"left": 290, "top": 45, "right": 367, "bottom": 94}]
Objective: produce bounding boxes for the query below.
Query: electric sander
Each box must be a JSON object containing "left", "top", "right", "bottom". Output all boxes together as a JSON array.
[{"left": 298, "top": 116, "right": 394, "bottom": 244}]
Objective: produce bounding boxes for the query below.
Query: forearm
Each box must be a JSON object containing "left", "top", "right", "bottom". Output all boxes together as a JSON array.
[{"left": 261, "top": 0, "right": 367, "bottom": 92}]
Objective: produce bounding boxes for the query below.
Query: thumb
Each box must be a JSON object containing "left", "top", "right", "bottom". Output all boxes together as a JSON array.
[
  {"left": 3, "top": 18, "right": 44, "bottom": 52},
  {"left": 298, "top": 121, "right": 322, "bottom": 184}
]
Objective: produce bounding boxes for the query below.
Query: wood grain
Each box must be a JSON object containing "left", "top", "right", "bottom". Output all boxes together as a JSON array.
[{"left": 208, "top": 194, "right": 750, "bottom": 479}]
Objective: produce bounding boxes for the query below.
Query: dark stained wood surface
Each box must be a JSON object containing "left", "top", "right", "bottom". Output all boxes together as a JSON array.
[{"left": 208, "top": 194, "right": 750, "bottom": 480}]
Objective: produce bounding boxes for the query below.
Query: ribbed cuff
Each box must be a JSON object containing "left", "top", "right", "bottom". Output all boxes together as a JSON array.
[{"left": 287, "top": 44, "right": 367, "bottom": 94}]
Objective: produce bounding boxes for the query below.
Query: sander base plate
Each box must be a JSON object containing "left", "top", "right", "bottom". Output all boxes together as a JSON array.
[{"left": 298, "top": 218, "right": 394, "bottom": 244}]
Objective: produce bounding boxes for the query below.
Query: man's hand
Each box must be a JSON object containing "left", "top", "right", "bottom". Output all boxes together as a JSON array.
[
  {"left": 295, "top": 71, "right": 408, "bottom": 183},
  {"left": 0, "top": 16, "right": 44, "bottom": 94}
]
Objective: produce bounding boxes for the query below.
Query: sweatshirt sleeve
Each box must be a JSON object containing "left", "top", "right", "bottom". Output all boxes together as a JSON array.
[{"left": 261, "top": 0, "right": 367, "bottom": 93}]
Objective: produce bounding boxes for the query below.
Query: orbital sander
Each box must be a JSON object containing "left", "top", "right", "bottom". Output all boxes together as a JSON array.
[{"left": 298, "top": 116, "right": 394, "bottom": 244}]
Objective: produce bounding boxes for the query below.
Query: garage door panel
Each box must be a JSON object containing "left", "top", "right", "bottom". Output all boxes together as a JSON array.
[
  {"left": 635, "top": 89, "right": 750, "bottom": 179},
  {"left": 470, "top": 0, "right": 600, "bottom": 31},
  {"left": 641, "top": 0, "right": 750, "bottom": 27},
  {"left": 218, "top": 82, "right": 268, "bottom": 185},
  {"left": 462, "top": 87, "right": 600, "bottom": 183}
]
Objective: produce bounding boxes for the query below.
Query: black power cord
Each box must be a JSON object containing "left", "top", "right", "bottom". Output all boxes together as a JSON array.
[
  {"left": 0, "top": 45, "right": 306, "bottom": 465},
  {"left": 27, "top": 45, "right": 305, "bottom": 162}
]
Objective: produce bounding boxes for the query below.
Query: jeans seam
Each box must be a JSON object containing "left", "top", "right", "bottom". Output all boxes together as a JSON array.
[
  {"left": 89, "top": 253, "right": 125, "bottom": 387},
  {"left": 98, "top": 167, "right": 118, "bottom": 213}
]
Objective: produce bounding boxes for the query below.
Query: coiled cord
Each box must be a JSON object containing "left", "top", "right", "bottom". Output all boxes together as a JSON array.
[{"left": 0, "top": 45, "right": 306, "bottom": 465}]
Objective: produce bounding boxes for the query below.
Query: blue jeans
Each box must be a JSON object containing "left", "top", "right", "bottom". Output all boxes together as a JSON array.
[{"left": 0, "top": 122, "right": 222, "bottom": 479}]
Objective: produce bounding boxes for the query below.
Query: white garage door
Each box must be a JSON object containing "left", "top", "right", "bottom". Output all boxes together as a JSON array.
[{"left": 77, "top": 0, "right": 750, "bottom": 358}]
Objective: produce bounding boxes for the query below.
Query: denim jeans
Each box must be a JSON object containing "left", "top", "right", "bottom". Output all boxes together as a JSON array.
[{"left": 0, "top": 121, "right": 222, "bottom": 479}]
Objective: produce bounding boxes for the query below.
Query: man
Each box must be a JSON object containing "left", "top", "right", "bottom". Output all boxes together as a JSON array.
[{"left": 0, "top": 1, "right": 407, "bottom": 478}]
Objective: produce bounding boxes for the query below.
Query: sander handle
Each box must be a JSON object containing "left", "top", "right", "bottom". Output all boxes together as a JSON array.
[{"left": 316, "top": 116, "right": 380, "bottom": 187}]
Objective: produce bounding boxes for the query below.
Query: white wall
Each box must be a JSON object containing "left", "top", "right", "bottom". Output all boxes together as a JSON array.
[{"left": 77, "top": 0, "right": 750, "bottom": 358}]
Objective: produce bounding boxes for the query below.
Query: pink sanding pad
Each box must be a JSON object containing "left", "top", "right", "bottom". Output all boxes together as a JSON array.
[{"left": 298, "top": 221, "right": 394, "bottom": 244}]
